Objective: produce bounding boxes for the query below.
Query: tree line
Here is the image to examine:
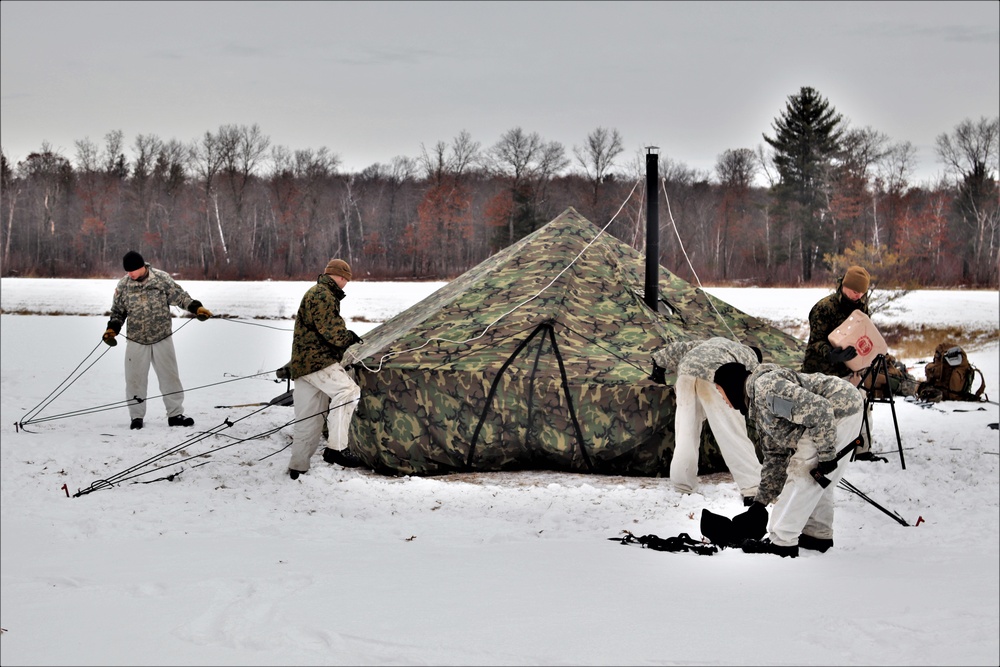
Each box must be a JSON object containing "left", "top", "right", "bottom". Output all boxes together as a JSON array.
[{"left": 1, "top": 87, "right": 997, "bottom": 288}]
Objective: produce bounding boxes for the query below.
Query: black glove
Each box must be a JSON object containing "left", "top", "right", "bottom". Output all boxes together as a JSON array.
[
  {"left": 275, "top": 364, "right": 291, "bottom": 380},
  {"left": 700, "top": 509, "right": 735, "bottom": 547},
  {"left": 815, "top": 458, "right": 838, "bottom": 475},
  {"left": 731, "top": 501, "right": 768, "bottom": 542},
  {"left": 102, "top": 328, "right": 117, "bottom": 347},
  {"left": 348, "top": 330, "right": 363, "bottom": 346},
  {"left": 828, "top": 345, "right": 858, "bottom": 364},
  {"left": 649, "top": 361, "right": 666, "bottom": 385}
]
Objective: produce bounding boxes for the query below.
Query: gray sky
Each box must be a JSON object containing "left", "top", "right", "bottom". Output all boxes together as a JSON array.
[{"left": 2, "top": 1, "right": 998, "bottom": 185}]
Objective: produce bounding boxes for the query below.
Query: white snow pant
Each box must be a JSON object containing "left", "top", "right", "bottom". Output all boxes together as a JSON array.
[
  {"left": 288, "top": 363, "right": 361, "bottom": 472},
  {"left": 670, "top": 375, "right": 762, "bottom": 497},
  {"left": 124, "top": 338, "right": 185, "bottom": 420},
  {"left": 767, "top": 407, "right": 866, "bottom": 547}
]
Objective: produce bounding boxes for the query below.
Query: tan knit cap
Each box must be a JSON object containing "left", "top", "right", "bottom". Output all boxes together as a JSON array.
[
  {"left": 324, "top": 258, "right": 352, "bottom": 280},
  {"left": 842, "top": 265, "right": 870, "bottom": 293}
]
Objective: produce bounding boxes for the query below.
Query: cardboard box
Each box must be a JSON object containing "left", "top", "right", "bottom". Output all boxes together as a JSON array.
[{"left": 827, "top": 311, "right": 888, "bottom": 371}]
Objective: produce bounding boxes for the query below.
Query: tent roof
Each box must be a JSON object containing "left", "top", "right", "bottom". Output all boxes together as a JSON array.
[{"left": 349, "top": 206, "right": 803, "bottom": 378}]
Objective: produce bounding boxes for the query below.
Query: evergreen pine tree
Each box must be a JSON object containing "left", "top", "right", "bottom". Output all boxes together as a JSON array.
[{"left": 764, "top": 86, "right": 845, "bottom": 282}]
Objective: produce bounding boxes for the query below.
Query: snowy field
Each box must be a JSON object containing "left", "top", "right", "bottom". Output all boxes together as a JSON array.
[{"left": 1, "top": 278, "right": 998, "bottom": 666}]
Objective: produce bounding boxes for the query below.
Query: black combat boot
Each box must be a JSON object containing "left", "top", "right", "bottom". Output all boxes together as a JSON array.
[
  {"left": 740, "top": 538, "right": 799, "bottom": 558},
  {"left": 798, "top": 534, "right": 834, "bottom": 553},
  {"left": 168, "top": 414, "right": 194, "bottom": 427}
]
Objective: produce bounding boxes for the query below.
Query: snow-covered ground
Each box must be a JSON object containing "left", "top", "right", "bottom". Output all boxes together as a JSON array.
[{"left": 1, "top": 278, "right": 998, "bottom": 666}]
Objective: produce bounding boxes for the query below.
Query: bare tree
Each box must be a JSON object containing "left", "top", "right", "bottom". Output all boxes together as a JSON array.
[
  {"left": 192, "top": 130, "right": 226, "bottom": 271},
  {"left": 716, "top": 148, "right": 757, "bottom": 189},
  {"left": 936, "top": 116, "right": 999, "bottom": 180},
  {"left": 714, "top": 148, "right": 759, "bottom": 279},
  {"left": 840, "top": 126, "right": 890, "bottom": 178},
  {"left": 132, "top": 134, "right": 162, "bottom": 183},
  {"left": 73, "top": 137, "right": 113, "bottom": 266},
  {"left": 871, "top": 140, "right": 916, "bottom": 250},
  {"left": 217, "top": 124, "right": 270, "bottom": 222},
  {"left": 16, "top": 143, "right": 74, "bottom": 273},
  {"left": 447, "top": 129, "right": 481, "bottom": 177},
  {"left": 103, "top": 130, "right": 128, "bottom": 179},
  {"left": 486, "top": 127, "right": 568, "bottom": 244},
  {"left": 935, "top": 116, "right": 1000, "bottom": 284},
  {"left": 1, "top": 150, "right": 20, "bottom": 273},
  {"left": 754, "top": 143, "right": 778, "bottom": 188},
  {"left": 419, "top": 140, "right": 448, "bottom": 183},
  {"left": 420, "top": 130, "right": 482, "bottom": 182},
  {"left": 74, "top": 138, "right": 101, "bottom": 173},
  {"left": 824, "top": 127, "right": 890, "bottom": 254},
  {"left": 574, "top": 127, "right": 624, "bottom": 207}
]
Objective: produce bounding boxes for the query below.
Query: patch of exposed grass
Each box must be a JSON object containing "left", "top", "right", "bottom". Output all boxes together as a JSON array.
[
  {"left": 0, "top": 309, "right": 87, "bottom": 316},
  {"left": 766, "top": 318, "right": 998, "bottom": 363},
  {"left": 877, "top": 324, "right": 999, "bottom": 361}
]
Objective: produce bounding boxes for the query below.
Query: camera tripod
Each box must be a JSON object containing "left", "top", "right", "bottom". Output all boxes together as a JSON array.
[{"left": 855, "top": 353, "right": 906, "bottom": 469}]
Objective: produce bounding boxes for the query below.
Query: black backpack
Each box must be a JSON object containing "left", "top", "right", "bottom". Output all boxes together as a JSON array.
[{"left": 917, "top": 343, "right": 987, "bottom": 402}]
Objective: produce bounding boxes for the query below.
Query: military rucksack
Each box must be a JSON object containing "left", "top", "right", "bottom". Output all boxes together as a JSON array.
[
  {"left": 917, "top": 343, "right": 987, "bottom": 402},
  {"left": 859, "top": 353, "right": 918, "bottom": 399}
]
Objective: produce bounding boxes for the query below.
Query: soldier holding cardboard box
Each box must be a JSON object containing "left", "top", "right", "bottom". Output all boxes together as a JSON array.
[
  {"left": 802, "top": 265, "right": 876, "bottom": 459},
  {"left": 802, "top": 266, "right": 872, "bottom": 377}
]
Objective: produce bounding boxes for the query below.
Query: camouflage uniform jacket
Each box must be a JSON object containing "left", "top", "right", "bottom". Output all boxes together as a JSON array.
[
  {"left": 289, "top": 274, "right": 355, "bottom": 380},
  {"left": 746, "top": 363, "right": 865, "bottom": 505},
  {"left": 653, "top": 337, "right": 759, "bottom": 381},
  {"left": 107, "top": 265, "right": 201, "bottom": 345},
  {"left": 802, "top": 278, "right": 870, "bottom": 377}
]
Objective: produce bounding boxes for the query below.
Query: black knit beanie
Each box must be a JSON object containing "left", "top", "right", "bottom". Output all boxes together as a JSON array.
[
  {"left": 713, "top": 362, "right": 750, "bottom": 415},
  {"left": 123, "top": 251, "right": 145, "bottom": 271}
]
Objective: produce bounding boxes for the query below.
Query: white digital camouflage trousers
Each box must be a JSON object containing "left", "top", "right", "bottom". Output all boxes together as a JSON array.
[{"left": 288, "top": 362, "right": 361, "bottom": 472}]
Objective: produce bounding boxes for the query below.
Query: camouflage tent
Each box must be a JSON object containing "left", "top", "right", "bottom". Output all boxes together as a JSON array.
[{"left": 345, "top": 207, "right": 803, "bottom": 477}]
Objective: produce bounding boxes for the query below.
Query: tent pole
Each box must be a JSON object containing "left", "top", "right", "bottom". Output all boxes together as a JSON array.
[{"left": 644, "top": 146, "right": 660, "bottom": 311}]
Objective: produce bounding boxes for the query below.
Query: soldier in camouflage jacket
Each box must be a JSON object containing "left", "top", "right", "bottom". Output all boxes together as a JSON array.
[
  {"left": 802, "top": 265, "right": 874, "bottom": 457},
  {"left": 286, "top": 259, "right": 365, "bottom": 478},
  {"left": 102, "top": 251, "right": 211, "bottom": 429},
  {"left": 714, "top": 361, "right": 864, "bottom": 556},
  {"left": 652, "top": 337, "right": 762, "bottom": 502},
  {"left": 802, "top": 266, "right": 871, "bottom": 378}
]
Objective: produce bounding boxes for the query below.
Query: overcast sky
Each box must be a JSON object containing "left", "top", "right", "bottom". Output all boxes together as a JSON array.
[{"left": 2, "top": 1, "right": 997, "bottom": 185}]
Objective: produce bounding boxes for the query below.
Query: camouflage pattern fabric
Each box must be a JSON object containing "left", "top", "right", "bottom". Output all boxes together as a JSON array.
[
  {"left": 802, "top": 278, "right": 870, "bottom": 377},
  {"left": 745, "top": 363, "right": 865, "bottom": 505},
  {"left": 107, "top": 265, "right": 198, "bottom": 344},
  {"left": 345, "top": 207, "right": 805, "bottom": 477},
  {"left": 288, "top": 274, "right": 356, "bottom": 380},
  {"left": 655, "top": 337, "right": 759, "bottom": 382},
  {"left": 652, "top": 342, "right": 698, "bottom": 374}
]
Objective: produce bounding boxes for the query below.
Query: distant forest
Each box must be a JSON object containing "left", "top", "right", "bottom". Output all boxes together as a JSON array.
[{"left": 2, "top": 87, "right": 997, "bottom": 288}]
